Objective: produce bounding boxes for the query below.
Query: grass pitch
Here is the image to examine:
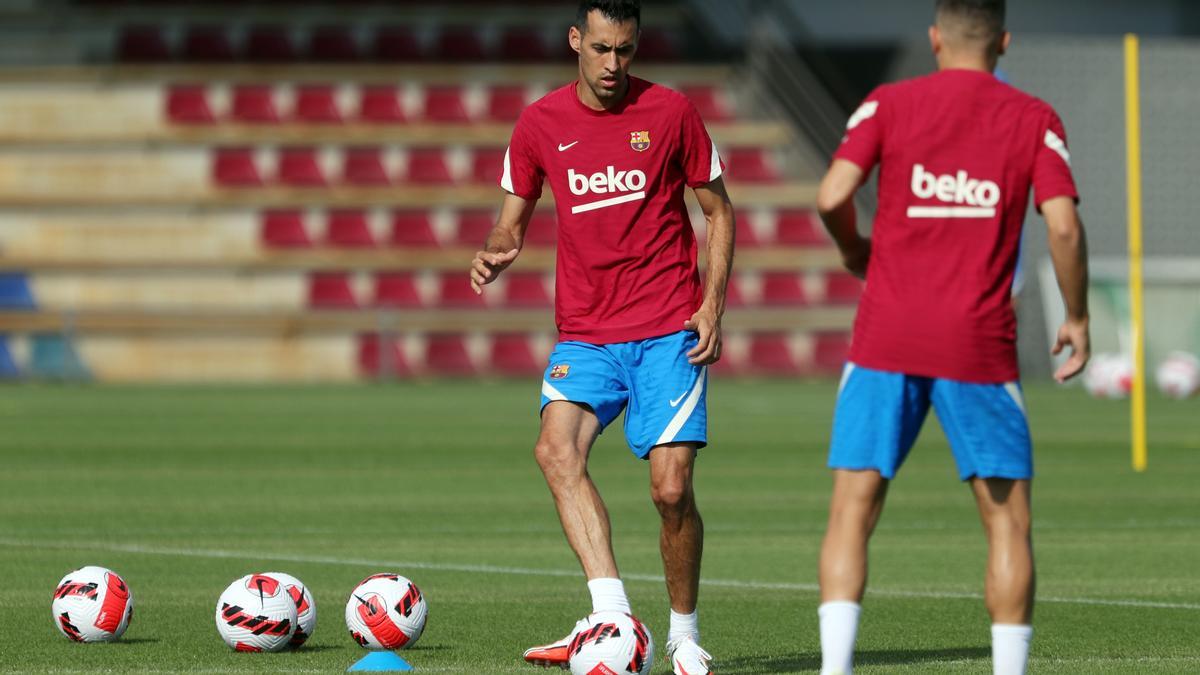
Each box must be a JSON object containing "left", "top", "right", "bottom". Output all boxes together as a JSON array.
[{"left": 0, "top": 379, "right": 1197, "bottom": 673}]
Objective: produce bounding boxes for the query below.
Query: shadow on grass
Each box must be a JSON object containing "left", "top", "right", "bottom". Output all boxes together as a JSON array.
[{"left": 719, "top": 647, "right": 989, "bottom": 673}]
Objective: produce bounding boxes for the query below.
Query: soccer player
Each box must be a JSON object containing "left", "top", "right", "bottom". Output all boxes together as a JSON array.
[
  {"left": 468, "top": 1, "right": 732, "bottom": 673},
  {"left": 813, "top": 2, "right": 1089, "bottom": 674}
]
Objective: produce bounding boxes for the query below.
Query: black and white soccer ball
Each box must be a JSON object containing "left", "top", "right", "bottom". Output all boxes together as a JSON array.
[
  {"left": 567, "top": 611, "right": 654, "bottom": 675},
  {"left": 214, "top": 573, "right": 298, "bottom": 652},
  {"left": 344, "top": 573, "right": 427, "bottom": 650},
  {"left": 51, "top": 566, "right": 134, "bottom": 643}
]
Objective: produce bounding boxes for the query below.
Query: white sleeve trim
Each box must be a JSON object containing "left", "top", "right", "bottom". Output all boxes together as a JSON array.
[
  {"left": 1044, "top": 129, "right": 1071, "bottom": 166},
  {"left": 846, "top": 100, "right": 879, "bottom": 130},
  {"left": 500, "top": 146, "right": 515, "bottom": 193},
  {"left": 708, "top": 142, "right": 722, "bottom": 182}
]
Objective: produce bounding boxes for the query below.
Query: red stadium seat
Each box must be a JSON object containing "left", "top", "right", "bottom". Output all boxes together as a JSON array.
[
  {"left": 504, "top": 273, "right": 552, "bottom": 308},
  {"left": 325, "top": 210, "right": 376, "bottom": 248},
  {"left": 471, "top": 148, "right": 507, "bottom": 185},
  {"left": 824, "top": 272, "right": 864, "bottom": 305},
  {"left": 182, "top": 25, "right": 236, "bottom": 62},
  {"left": 722, "top": 275, "right": 746, "bottom": 308},
  {"left": 245, "top": 24, "right": 296, "bottom": 62},
  {"left": 490, "top": 334, "right": 542, "bottom": 375},
  {"left": 438, "top": 272, "right": 486, "bottom": 308},
  {"left": 308, "top": 25, "right": 360, "bottom": 62},
  {"left": 308, "top": 272, "right": 358, "bottom": 309},
  {"left": 454, "top": 210, "right": 494, "bottom": 246},
  {"left": 734, "top": 210, "right": 762, "bottom": 248},
  {"left": 524, "top": 211, "right": 558, "bottom": 246},
  {"left": 119, "top": 25, "right": 171, "bottom": 62},
  {"left": 486, "top": 85, "right": 528, "bottom": 122},
  {"left": 372, "top": 25, "right": 423, "bottom": 62},
  {"left": 278, "top": 147, "right": 327, "bottom": 187},
  {"left": 761, "top": 273, "right": 809, "bottom": 306},
  {"left": 389, "top": 210, "right": 440, "bottom": 247},
  {"left": 213, "top": 147, "right": 264, "bottom": 187},
  {"left": 633, "top": 27, "right": 680, "bottom": 61},
  {"left": 342, "top": 147, "right": 391, "bottom": 186},
  {"left": 435, "top": 26, "right": 487, "bottom": 62},
  {"left": 498, "top": 27, "right": 548, "bottom": 62},
  {"left": 358, "top": 334, "right": 410, "bottom": 378},
  {"left": 260, "top": 210, "right": 312, "bottom": 248},
  {"left": 166, "top": 85, "right": 216, "bottom": 125},
  {"left": 294, "top": 84, "right": 343, "bottom": 124},
  {"left": 230, "top": 85, "right": 281, "bottom": 124},
  {"left": 748, "top": 333, "right": 802, "bottom": 375},
  {"left": 405, "top": 148, "right": 454, "bottom": 185},
  {"left": 680, "top": 85, "right": 733, "bottom": 122},
  {"left": 725, "top": 148, "right": 781, "bottom": 183},
  {"left": 775, "top": 209, "right": 828, "bottom": 246},
  {"left": 423, "top": 86, "right": 471, "bottom": 123},
  {"left": 371, "top": 273, "right": 423, "bottom": 308},
  {"left": 358, "top": 86, "right": 407, "bottom": 123},
  {"left": 812, "top": 332, "right": 852, "bottom": 374},
  {"left": 424, "top": 334, "right": 477, "bottom": 376}
]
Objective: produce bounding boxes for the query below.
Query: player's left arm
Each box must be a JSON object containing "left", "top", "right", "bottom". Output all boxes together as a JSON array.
[
  {"left": 685, "top": 176, "right": 735, "bottom": 365},
  {"left": 816, "top": 159, "right": 871, "bottom": 279}
]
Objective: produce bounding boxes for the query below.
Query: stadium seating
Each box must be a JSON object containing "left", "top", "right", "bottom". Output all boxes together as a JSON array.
[
  {"left": 358, "top": 333, "right": 411, "bottom": 378},
  {"left": 294, "top": 84, "right": 343, "bottom": 123},
  {"left": 424, "top": 334, "right": 476, "bottom": 376}
]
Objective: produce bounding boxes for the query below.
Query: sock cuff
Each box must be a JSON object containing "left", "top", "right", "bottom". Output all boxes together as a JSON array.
[
  {"left": 587, "top": 577, "right": 624, "bottom": 588},
  {"left": 992, "top": 624, "right": 1033, "bottom": 636},
  {"left": 670, "top": 609, "right": 698, "bottom": 620},
  {"left": 819, "top": 600, "right": 862, "bottom": 616}
]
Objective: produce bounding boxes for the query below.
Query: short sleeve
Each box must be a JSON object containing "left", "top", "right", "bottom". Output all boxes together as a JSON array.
[
  {"left": 678, "top": 100, "right": 724, "bottom": 188},
  {"left": 499, "top": 111, "right": 544, "bottom": 200},
  {"left": 833, "top": 87, "right": 886, "bottom": 172},
  {"left": 1033, "top": 110, "right": 1079, "bottom": 209}
]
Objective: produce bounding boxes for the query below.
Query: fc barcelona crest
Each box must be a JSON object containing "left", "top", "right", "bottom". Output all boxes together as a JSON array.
[
  {"left": 629, "top": 131, "right": 651, "bottom": 152},
  {"left": 550, "top": 364, "right": 571, "bottom": 380}
]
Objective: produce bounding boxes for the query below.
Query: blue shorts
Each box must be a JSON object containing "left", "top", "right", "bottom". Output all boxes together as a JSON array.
[
  {"left": 539, "top": 330, "right": 708, "bottom": 459},
  {"left": 828, "top": 363, "right": 1032, "bottom": 481}
]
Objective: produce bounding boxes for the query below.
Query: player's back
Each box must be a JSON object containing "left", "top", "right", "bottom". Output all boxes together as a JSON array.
[{"left": 836, "top": 68, "right": 1077, "bottom": 383}]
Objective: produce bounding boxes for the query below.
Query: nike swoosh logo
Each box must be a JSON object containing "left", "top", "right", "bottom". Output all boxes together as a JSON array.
[
  {"left": 670, "top": 369, "right": 703, "bottom": 407},
  {"left": 558, "top": 141, "right": 579, "bottom": 152}
]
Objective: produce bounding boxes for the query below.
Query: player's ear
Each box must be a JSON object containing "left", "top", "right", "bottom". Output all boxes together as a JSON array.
[
  {"left": 998, "top": 31, "right": 1012, "bottom": 57},
  {"left": 928, "top": 25, "right": 941, "bottom": 56},
  {"left": 569, "top": 25, "right": 582, "bottom": 55}
]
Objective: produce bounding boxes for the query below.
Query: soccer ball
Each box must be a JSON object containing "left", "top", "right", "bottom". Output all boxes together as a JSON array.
[
  {"left": 1083, "top": 352, "right": 1133, "bottom": 399},
  {"left": 51, "top": 566, "right": 133, "bottom": 643},
  {"left": 215, "top": 574, "right": 298, "bottom": 652},
  {"left": 344, "top": 573, "right": 427, "bottom": 650},
  {"left": 1156, "top": 351, "right": 1200, "bottom": 399},
  {"left": 567, "top": 611, "right": 654, "bottom": 675},
  {"left": 264, "top": 572, "right": 316, "bottom": 648}
]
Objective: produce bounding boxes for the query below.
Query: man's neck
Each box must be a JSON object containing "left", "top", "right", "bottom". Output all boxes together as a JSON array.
[
  {"left": 937, "top": 53, "right": 997, "bottom": 74},
  {"left": 576, "top": 78, "right": 630, "bottom": 112}
]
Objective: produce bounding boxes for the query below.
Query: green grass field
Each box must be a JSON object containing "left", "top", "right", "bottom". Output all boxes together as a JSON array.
[{"left": 0, "top": 380, "right": 1197, "bottom": 673}]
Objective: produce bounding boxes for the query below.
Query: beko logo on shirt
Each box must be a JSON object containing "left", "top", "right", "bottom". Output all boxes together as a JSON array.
[
  {"left": 908, "top": 164, "right": 1001, "bottom": 219},
  {"left": 567, "top": 166, "right": 648, "bottom": 214}
]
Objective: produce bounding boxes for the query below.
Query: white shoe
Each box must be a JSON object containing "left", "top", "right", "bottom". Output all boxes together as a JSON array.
[
  {"left": 522, "top": 617, "right": 590, "bottom": 669},
  {"left": 666, "top": 635, "right": 714, "bottom": 675}
]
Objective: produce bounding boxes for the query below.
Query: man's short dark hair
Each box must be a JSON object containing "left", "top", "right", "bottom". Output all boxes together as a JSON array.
[
  {"left": 935, "top": 0, "right": 1005, "bottom": 43},
  {"left": 575, "top": 0, "right": 641, "bottom": 32}
]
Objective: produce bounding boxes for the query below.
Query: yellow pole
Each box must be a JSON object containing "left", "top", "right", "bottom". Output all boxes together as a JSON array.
[{"left": 1124, "top": 34, "right": 1148, "bottom": 472}]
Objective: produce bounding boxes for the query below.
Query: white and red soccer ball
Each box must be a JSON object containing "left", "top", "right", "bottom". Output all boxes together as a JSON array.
[
  {"left": 263, "top": 571, "right": 317, "bottom": 648},
  {"left": 214, "top": 573, "right": 298, "bottom": 652},
  {"left": 51, "top": 566, "right": 134, "bottom": 643},
  {"left": 345, "top": 573, "right": 427, "bottom": 650},
  {"left": 1083, "top": 352, "right": 1134, "bottom": 399},
  {"left": 1156, "top": 351, "right": 1200, "bottom": 399},
  {"left": 567, "top": 611, "right": 654, "bottom": 675}
]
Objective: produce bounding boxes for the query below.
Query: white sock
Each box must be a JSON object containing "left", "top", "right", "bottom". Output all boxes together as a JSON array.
[
  {"left": 587, "top": 578, "right": 631, "bottom": 614},
  {"left": 668, "top": 609, "right": 699, "bottom": 643},
  {"left": 819, "top": 601, "right": 861, "bottom": 675},
  {"left": 991, "top": 624, "right": 1032, "bottom": 675}
]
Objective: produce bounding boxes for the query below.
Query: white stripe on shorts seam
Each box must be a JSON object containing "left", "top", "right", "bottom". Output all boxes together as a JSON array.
[
  {"left": 542, "top": 380, "right": 567, "bottom": 401},
  {"left": 1003, "top": 382, "right": 1026, "bottom": 415},
  {"left": 837, "top": 362, "right": 857, "bottom": 396},
  {"left": 655, "top": 366, "right": 706, "bottom": 446}
]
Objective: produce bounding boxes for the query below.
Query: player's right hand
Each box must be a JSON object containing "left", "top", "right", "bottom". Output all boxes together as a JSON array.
[
  {"left": 842, "top": 235, "right": 871, "bottom": 280},
  {"left": 469, "top": 248, "right": 520, "bottom": 294},
  {"left": 1051, "top": 317, "right": 1090, "bottom": 383}
]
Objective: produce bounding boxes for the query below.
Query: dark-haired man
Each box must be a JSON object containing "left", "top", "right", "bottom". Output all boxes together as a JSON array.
[
  {"left": 813, "top": 1, "right": 1089, "bottom": 674},
  {"left": 469, "top": 1, "right": 731, "bottom": 673}
]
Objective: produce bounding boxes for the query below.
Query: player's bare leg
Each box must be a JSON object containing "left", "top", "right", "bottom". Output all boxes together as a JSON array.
[
  {"left": 817, "top": 469, "right": 889, "bottom": 675},
  {"left": 649, "top": 443, "right": 712, "bottom": 674},
  {"left": 972, "top": 477, "right": 1035, "bottom": 675},
  {"left": 525, "top": 401, "right": 621, "bottom": 668}
]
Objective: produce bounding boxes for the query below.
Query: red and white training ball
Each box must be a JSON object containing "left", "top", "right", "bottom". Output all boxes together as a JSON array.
[
  {"left": 263, "top": 571, "right": 317, "bottom": 648},
  {"left": 214, "top": 573, "right": 298, "bottom": 652},
  {"left": 344, "top": 573, "right": 427, "bottom": 650},
  {"left": 1083, "top": 352, "right": 1133, "bottom": 399},
  {"left": 567, "top": 611, "right": 655, "bottom": 675},
  {"left": 1156, "top": 351, "right": 1200, "bottom": 399},
  {"left": 51, "top": 566, "right": 134, "bottom": 643}
]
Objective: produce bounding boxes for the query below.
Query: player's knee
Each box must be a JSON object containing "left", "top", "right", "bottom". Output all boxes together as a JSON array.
[
  {"left": 533, "top": 438, "right": 584, "bottom": 480},
  {"left": 650, "top": 478, "right": 692, "bottom": 515}
]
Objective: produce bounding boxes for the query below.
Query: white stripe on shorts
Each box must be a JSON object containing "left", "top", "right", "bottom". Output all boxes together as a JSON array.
[{"left": 655, "top": 366, "right": 706, "bottom": 446}]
